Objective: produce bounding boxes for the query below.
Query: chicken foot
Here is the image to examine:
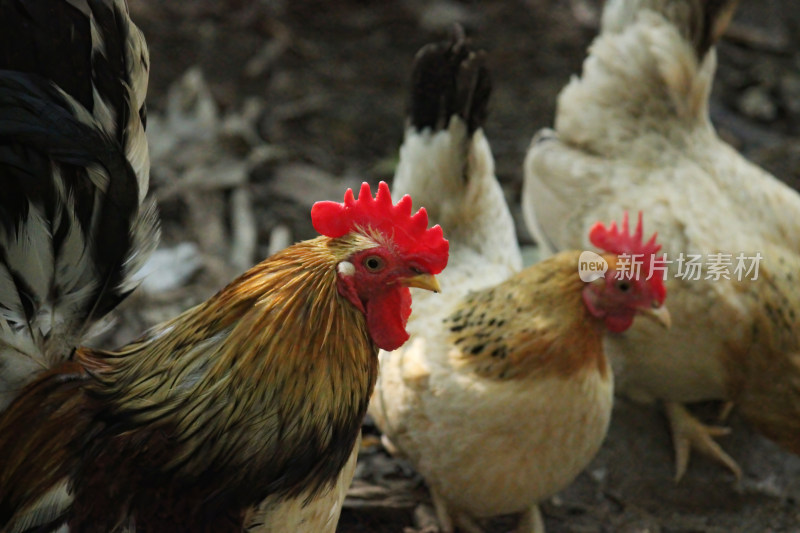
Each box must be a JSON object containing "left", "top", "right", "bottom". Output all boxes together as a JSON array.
[
  {"left": 665, "top": 401, "right": 742, "bottom": 482},
  {"left": 430, "top": 489, "right": 545, "bottom": 533}
]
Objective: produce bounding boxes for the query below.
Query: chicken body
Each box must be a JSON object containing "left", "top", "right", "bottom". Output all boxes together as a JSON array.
[
  {"left": 1, "top": 208, "right": 447, "bottom": 532},
  {"left": 369, "top": 34, "right": 667, "bottom": 533},
  {"left": 0, "top": 238, "right": 369, "bottom": 532},
  {"left": 373, "top": 252, "right": 614, "bottom": 532},
  {"left": 523, "top": 0, "right": 800, "bottom": 477}
]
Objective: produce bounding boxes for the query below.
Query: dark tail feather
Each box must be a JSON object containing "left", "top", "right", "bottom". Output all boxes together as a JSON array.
[
  {"left": 0, "top": 0, "right": 158, "bottom": 407},
  {"left": 407, "top": 25, "right": 491, "bottom": 136},
  {"left": 692, "top": 0, "right": 739, "bottom": 60}
]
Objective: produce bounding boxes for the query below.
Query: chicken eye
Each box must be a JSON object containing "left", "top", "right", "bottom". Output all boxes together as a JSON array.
[
  {"left": 616, "top": 280, "right": 631, "bottom": 292},
  {"left": 363, "top": 255, "right": 385, "bottom": 272}
]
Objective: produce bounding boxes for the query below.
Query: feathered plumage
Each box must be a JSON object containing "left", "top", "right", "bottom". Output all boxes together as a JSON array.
[
  {"left": 392, "top": 28, "right": 521, "bottom": 291},
  {"left": 523, "top": 0, "right": 800, "bottom": 480},
  {"left": 0, "top": 0, "right": 157, "bottom": 410},
  {"left": 0, "top": 182, "right": 448, "bottom": 532}
]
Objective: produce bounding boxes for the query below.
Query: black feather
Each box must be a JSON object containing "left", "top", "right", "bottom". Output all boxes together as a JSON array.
[
  {"left": 695, "top": 0, "right": 739, "bottom": 59},
  {"left": 0, "top": 0, "right": 95, "bottom": 112},
  {"left": 0, "top": 0, "right": 156, "bottom": 405},
  {"left": 0, "top": 70, "right": 142, "bottom": 319},
  {"left": 407, "top": 24, "right": 491, "bottom": 136}
]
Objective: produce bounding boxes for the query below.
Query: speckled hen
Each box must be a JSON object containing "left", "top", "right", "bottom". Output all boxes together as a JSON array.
[{"left": 368, "top": 32, "right": 670, "bottom": 533}]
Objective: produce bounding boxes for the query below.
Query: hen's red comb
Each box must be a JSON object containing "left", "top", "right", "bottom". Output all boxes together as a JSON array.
[
  {"left": 589, "top": 212, "right": 666, "bottom": 302},
  {"left": 311, "top": 182, "right": 449, "bottom": 274}
]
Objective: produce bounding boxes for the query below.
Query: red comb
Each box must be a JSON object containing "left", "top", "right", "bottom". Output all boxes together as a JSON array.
[
  {"left": 589, "top": 212, "right": 666, "bottom": 301},
  {"left": 311, "top": 182, "right": 449, "bottom": 275}
]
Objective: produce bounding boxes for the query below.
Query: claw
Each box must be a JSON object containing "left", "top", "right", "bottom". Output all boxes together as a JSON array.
[
  {"left": 379, "top": 434, "right": 400, "bottom": 456},
  {"left": 717, "top": 400, "right": 735, "bottom": 423},
  {"left": 665, "top": 401, "right": 742, "bottom": 482}
]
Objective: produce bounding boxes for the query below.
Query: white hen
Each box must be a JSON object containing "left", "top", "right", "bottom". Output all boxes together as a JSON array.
[{"left": 523, "top": 0, "right": 800, "bottom": 480}]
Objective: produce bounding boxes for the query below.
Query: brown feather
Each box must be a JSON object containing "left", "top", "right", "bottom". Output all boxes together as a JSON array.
[
  {"left": 722, "top": 251, "right": 800, "bottom": 455},
  {"left": 0, "top": 361, "right": 91, "bottom": 527},
  {"left": 447, "top": 251, "right": 608, "bottom": 381}
]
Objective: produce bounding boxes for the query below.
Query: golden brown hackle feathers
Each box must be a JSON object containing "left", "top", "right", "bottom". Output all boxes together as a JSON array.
[
  {"left": 0, "top": 235, "right": 382, "bottom": 530},
  {"left": 84, "top": 236, "right": 379, "bottom": 493}
]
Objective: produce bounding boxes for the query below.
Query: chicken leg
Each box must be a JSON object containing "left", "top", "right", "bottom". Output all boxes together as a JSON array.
[
  {"left": 518, "top": 505, "right": 545, "bottom": 533},
  {"left": 665, "top": 402, "right": 742, "bottom": 482},
  {"left": 431, "top": 487, "right": 482, "bottom": 533},
  {"left": 431, "top": 490, "right": 545, "bottom": 533}
]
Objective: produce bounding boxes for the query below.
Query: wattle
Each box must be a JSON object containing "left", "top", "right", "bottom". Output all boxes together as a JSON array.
[
  {"left": 604, "top": 313, "right": 635, "bottom": 333},
  {"left": 365, "top": 287, "right": 412, "bottom": 351}
]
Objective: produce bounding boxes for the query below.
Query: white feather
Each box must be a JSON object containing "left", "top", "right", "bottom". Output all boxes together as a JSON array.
[
  {"left": 337, "top": 261, "right": 355, "bottom": 276},
  {"left": 7, "top": 480, "right": 72, "bottom": 533},
  {"left": 394, "top": 118, "right": 521, "bottom": 277},
  {"left": 91, "top": 84, "right": 117, "bottom": 138}
]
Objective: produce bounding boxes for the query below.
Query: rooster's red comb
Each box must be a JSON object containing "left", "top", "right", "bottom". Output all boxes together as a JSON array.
[
  {"left": 311, "top": 182, "right": 449, "bottom": 274},
  {"left": 589, "top": 212, "right": 666, "bottom": 302}
]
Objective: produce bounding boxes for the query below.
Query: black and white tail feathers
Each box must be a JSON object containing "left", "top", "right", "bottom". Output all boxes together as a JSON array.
[
  {"left": 0, "top": 0, "right": 158, "bottom": 408},
  {"left": 393, "top": 27, "right": 522, "bottom": 285},
  {"left": 407, "top": 25, "right": 491, "bottom": 138}
]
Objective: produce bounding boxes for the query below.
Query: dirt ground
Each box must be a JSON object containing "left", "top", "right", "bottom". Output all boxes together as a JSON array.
[{"left": 120, "top": 0, "right": 800, "bottom": 531}]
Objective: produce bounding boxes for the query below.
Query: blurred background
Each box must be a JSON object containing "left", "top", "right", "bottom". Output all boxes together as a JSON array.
[{"left": 120, "top": 0, "right": 800, "bottom": 531}]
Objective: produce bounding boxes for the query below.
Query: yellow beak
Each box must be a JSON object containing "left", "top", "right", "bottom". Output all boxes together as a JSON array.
[
  {"left": 637, "top": 304, "right": 671, "bottom": 329},
  {"left": 402, "top": 273, "right": 441, "bottom": 293}
]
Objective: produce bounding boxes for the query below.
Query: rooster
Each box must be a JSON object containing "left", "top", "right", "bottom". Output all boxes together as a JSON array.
[
  {"left": 368, "top": 35, "right": 670, "bottom": 533},
  {"left": 0, "top": 181, "right": 448, "bottom": 532},
  {"left": 0, "top": 1, "right": 451, "bottom": 531},
  {"left": 523, "top": 0, "right": 800, "bottom": 481}
]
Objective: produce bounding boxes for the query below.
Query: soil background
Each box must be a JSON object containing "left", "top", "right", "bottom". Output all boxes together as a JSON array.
[{"left": 118, "top": 1, "right": 800, "bottom": 531}]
